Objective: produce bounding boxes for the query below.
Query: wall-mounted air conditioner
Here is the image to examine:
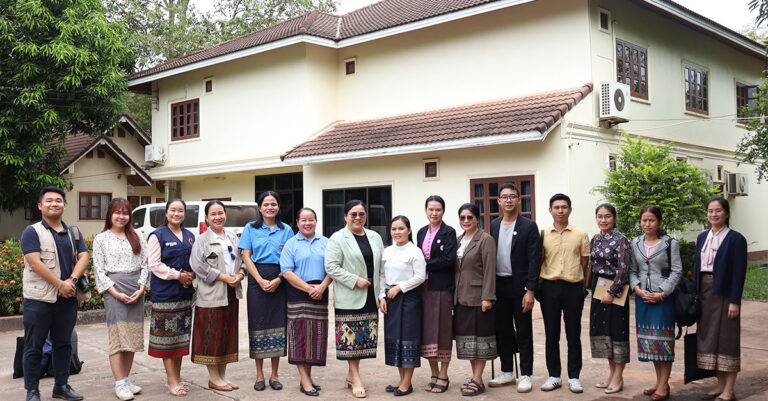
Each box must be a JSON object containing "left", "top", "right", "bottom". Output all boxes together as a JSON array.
[
  {"left": 145, "top": 144, "right": 165, "bottom": 166},
  {"left": 724, "top": 173, "right": 748, "bottom": 196},
  {"left": 599, "top": 82, "right": 630, "bottom": 123}
]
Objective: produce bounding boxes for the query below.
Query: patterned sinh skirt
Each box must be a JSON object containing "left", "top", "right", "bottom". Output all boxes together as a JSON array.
[
  {"left": 635, "top": 294, "right": 675, "bottom": 362},
  {"left": 589, "top": 275, "right": 630, "bottom": 363},
  {"left": 287, "top": 281, "right": 328, "bottom": 366},
  {"left": 104, "top": 271, "right": 145, "bottom": 355},
  {"left": 697, "top": 275, "right": 740, "bottom": 372},
  {"left": 334, "top": 284, "right": 378, "bottom": 360},
  {"left": 148, "top": 298, "right": 193, "bottom": 358},
  {"left": 247, "top": 263, "right": 287, "bottom": 359},
  {"left": 421, "top": 286, "right": 453, "bottom": 362},
  {"left": 384, "top": 289, "right": 422, "bottom": 368},
  {"left": 191, "top": 286, "right": 239, "bottom": 365},
  {"left": 454, "top": 304, "right": 496, "bottom": 360}
]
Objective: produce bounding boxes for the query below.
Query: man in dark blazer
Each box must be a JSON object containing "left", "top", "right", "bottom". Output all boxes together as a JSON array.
[{"left": 488, "top": 183, "right": 540, "bottom": 393}]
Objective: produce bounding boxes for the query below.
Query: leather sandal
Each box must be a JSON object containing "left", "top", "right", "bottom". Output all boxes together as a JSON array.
[
  {"left": 461, "top": 379, "right": 485, "bottom": 397},
  {"left": 424, "top": 376, "right": 438, "bottom": 391},
  {"left": 432, "top": 377, "right": 450, "bottom": 393}
]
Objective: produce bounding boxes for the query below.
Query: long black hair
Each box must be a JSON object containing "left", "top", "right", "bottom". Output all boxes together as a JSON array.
[
  {"left": 251, "top": 191, "right": 284, "bottom": 228},
  {"left": 391, "top": 215, "right": 413, "bottom": 242}
]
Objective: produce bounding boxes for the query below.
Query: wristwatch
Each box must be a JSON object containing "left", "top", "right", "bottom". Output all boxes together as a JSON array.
[{"left": 70, "top": 276, "right": 79, "bottom": 284}]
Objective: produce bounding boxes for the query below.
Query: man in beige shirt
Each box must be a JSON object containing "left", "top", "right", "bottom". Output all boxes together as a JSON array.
[{"left": 538, "top": 194, "right": 590, "bottom": 394}]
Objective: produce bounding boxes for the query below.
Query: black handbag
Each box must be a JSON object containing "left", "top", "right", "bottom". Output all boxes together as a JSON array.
[
  {"left": 674, "top": 277, "right": 700, "bottom": 329},
  {"left": 683, "top": 329, "right": 716, "bottom": 384}
]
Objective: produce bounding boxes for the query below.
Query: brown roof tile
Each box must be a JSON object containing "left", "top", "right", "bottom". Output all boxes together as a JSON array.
[
  {"left": 60, "top": 134, "right": 99, "bottom": 167},
  {"left": 282, "top": 83, "right": 593, "bottom": 160}
]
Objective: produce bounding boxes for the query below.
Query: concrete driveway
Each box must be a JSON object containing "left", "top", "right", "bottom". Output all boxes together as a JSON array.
[{"left": 1, "top": 291, "right": 767, "bottom": 401}]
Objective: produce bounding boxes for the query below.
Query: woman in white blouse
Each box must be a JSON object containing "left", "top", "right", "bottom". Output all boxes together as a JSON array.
[
  {"left": 92, "top": 198, "right": 150, "bottom": 401},
  {"left": 379, "top": 215, "right": 426, "bottom": 396}
]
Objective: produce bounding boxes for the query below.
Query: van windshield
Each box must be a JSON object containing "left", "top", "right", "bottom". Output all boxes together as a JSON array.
[
  {"left": 224, "top": 205, "right": 260, "bottom": 228},
  {"left": 149, "top": 205, "right": 200, "bottom": 228}
]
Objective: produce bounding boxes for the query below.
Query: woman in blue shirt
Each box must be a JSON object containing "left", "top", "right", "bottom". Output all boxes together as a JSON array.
[
  {"left": 239, "top": 191, "right": 294, "bottom": 392},
  {"left": 280, "top": 208, "right": 332, "bottom": 396}
]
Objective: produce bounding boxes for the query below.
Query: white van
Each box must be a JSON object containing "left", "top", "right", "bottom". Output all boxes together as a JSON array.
[{"left": 131, "top": 201, "right": 260, "bottom": 240}]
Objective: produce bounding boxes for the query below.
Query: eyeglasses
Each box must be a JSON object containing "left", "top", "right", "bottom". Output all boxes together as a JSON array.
[
  {"left": 499, "top": 195, "right": 518, "bottom": 201},
  {"left": 227, "top": 245, "right": 236, "bottom": 261},
  {"left": 348, "top": 212, "right": 366, "bottom": 219},
  {"left": 459, "top": 215, "right": 476, "bottom": 221}
]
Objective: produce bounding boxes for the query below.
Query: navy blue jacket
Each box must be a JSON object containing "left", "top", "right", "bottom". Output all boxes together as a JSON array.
[
  {"left": 149, "top": 225, "right": 196, "bottom": 303},
  {"left": 694, "top": 229, "right": 748, "bottom": 305}
]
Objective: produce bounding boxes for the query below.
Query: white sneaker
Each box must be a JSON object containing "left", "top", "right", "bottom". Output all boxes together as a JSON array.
[
  {"left": 115, "top": 384, "right": 135, "bottom": 400},
  {"left": 125, "top": 380, "right": 142, "bottom": 395},
  {"left": 488, "top": 372, "right": 516, "bottom": 387},
  {"left": 540, "top": 377, "right": 562, "bottom": 391},
  {"left": 568, "top": 378, "right": 583, "bottom": 393},
  {"left": 517, "top": 375, "right": 532, "bottom": 393}
]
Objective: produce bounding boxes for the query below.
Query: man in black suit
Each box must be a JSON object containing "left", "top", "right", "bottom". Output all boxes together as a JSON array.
[{"left": 488, "top": 183, "right": 540, "bottom": 393}]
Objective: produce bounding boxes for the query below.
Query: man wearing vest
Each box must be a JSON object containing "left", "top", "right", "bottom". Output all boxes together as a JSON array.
[{"left": 21, "top": 187, "right": 89, "bottom": 401}]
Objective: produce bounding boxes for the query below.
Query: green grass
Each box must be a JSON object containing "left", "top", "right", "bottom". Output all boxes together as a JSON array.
[{"left": 743, "top": 263, "right": 768, "bottom": 302}]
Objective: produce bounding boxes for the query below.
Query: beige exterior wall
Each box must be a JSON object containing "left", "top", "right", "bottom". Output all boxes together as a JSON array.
[
  {"left": 337, "top": 0, "right": 592, "bottom": 122},
  {"left": 175, "top": 166, "right": 302, "bottom": 202},
  {"left": 63, "top": 155, "right": 129, "bottom": 236}
]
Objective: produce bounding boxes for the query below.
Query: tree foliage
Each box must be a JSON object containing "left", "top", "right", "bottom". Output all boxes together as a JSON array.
[
  {"left": 0, "top": 0, "right": 135, "bottom": 212},
  {"left": 595, "top": 135, "right": 719, "bottom": 239},
  {"left": 211, "top": 0, "right": 337, "bottom": 42},
  {"left": 737, "top": 79, "right": 768, "bottom": 182}
]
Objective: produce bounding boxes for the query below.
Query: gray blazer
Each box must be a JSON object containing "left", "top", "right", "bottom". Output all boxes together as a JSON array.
[
  {"left": 189, "top": 229, "right": 244, "bottom": 307},
  {"left": 324, "top": 226, "right": 383, "bottom": 310},
  {"left": 629, "top": 235, "right": 682, "bottom": 295}
]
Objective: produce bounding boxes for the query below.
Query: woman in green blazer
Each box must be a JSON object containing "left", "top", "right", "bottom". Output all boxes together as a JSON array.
[{"left": 325, "top": 200, "right": 384, "bottom": 398}]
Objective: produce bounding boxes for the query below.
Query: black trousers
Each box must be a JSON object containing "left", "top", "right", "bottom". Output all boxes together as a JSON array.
[
  {"left": 22, "top": 297, "right": 78, "bottom": 391},
  {"left": 494, "top": 276, "right": 534, "bottom": 375},
  {"left": 539, "top": 279, "right": 585, "bottom": 379}
]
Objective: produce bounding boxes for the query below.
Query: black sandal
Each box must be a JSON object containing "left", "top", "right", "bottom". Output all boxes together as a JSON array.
[
  {"left": 461, "top": 379, "right": 485, "bottom": 397},
  {"left": 432, "top": 377, "right": 450, "bottom": 393},
  {"left": 424, "top": 376, "right": 438, "bottom": 391},
  {"left": 386, "top": 384, "right": 397, "bottom": 393},
  {"left": 394, "top": 385, "right": 413, "bottom": 396}
]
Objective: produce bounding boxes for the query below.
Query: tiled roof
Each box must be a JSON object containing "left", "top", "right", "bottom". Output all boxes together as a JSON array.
[
  {"left": 128, "top": 0, "right": 505, "bottom": 81},
  {"left": 61, "top": 134, "right": 99, "bottom": 167},
  {"left": 282, "top": 83, "right": 593, "bottom": 160}
]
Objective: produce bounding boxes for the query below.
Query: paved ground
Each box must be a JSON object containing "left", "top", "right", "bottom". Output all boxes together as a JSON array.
[{"left": 2, "top": 290, "right": 767, "bottom": 401}]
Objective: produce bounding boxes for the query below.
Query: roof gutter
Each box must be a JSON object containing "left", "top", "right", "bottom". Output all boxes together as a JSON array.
[{"left": 283, "top": 120, "right": 561, "bottom": 166}]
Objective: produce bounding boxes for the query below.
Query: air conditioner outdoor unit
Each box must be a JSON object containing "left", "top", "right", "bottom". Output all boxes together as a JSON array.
[
  {"left": 145, "top": 144, "right": 165, "bottom": 165},
  {"left": 599, "top": 82, "right": 630, "bottom": 123},
  {"left": 725, "top": 173, "right": 748, "bottom": 196}
]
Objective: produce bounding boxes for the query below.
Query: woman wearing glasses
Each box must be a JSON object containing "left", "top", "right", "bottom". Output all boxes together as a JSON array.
[
  {"left": 454, "top": 203, "right": 497, "bottom": 396},
  {"left": 189, "top": 200, "right": 246, "bottom": 391},
  {"left": 325, "top": 200, "right": 384, "bottom": 398},
  {"left": 280, "top": 208, "right": 332, "bottom": 396}
]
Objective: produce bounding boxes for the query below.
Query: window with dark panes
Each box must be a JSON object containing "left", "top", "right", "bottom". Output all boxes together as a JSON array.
[
  {"left": 255, "top": 173, "right": 303, "bottom": 231},
  {"left": 141, "top": 196, "right": 152, "bottom": 205},
  {"left": 79, "top": 192, "right": 112, "bottom": 220},
  {"left": 322, "top": 186, "right": 392, "bottom": 244},
  {"left": 171, "top": 98, "right": 200, "bottom": 141},
  {"left": 684, "top": 64, "right": 708, "bottom": 115},
  {"left": 470, "top": 176, "right": 535, "bottom": 232},
  {"left": 736, "top": 82, "right": 758, "bottom": 123},
  {"left": 616, "top": 39, "right": 648, "bottom": 100},
  {"left": 128, "top": 196, "right": 140, "bottom": 210}
]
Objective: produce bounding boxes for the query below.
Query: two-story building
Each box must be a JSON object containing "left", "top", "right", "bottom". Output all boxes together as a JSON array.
[{"left": 127, "top": 0, "right": 767, "bottom": 256}]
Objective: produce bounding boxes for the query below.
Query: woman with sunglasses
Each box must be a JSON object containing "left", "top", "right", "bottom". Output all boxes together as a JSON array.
[
  {"left": 325, "top": 200, "right": 384, "bottom": 398},
  {"left": 240, "top": 191, "right": 295, "bottom": 392},
  {"left": 454, "top": 203, "right": 497, "bottom": 396},
  {"left": 280, "top": 208, "right": 332, "bottom": 396},
  {"left": 189, "top": 200, "right": 246, "bottom": 391},
  {"left": 92, "top": 198, "right": 149, "bottom": 400}
]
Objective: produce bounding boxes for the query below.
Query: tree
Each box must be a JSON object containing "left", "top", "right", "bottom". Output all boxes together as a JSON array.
[
  {"left": 0, "top": 0, "right": 135, "bottom": 212},
  {"left": 211, "top": 0, "right": 337, "bottom": 42},
  {"left": 738, "top": 1, "right": 768, "bottom": 181},
  {"left": 594, "top": 135, "right": 719, "bottom": 239}
]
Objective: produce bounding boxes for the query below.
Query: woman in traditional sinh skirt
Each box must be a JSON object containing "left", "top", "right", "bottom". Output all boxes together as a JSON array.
[
  {"left": 629, "top": 205, "right": 682, "bottom": 401},
  {"left": 280, "top": 208, "right": 332, "bottom": 396},
  {"left": 92, "top": 198, "right": 150, "bottom": 401},
  {"left": 588, "top": 204, "right": 631, "bottom": 394},
  {"left": 189, "top": 201, "right": 246, "bottom": 391},
  {"left": 416, "top": 195, "right": 457, "bottom": 393},
  {"left": 694, "top": 197, "right": 748, "bottom": 401},
  {"left": 379, "top": 216, "right": 426, "bottom": 396},
  {"left": 325, "top": 200, "right": 384, "bottom": 399},
  {"left": 453, "top": 203, "right": 497, "bottom": 397},
  {"left": 147, "top": 199, "right": 197, "bottom": 396},
  {"left": 240, "top": 191, "right": 294, "bottom": 392}
]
